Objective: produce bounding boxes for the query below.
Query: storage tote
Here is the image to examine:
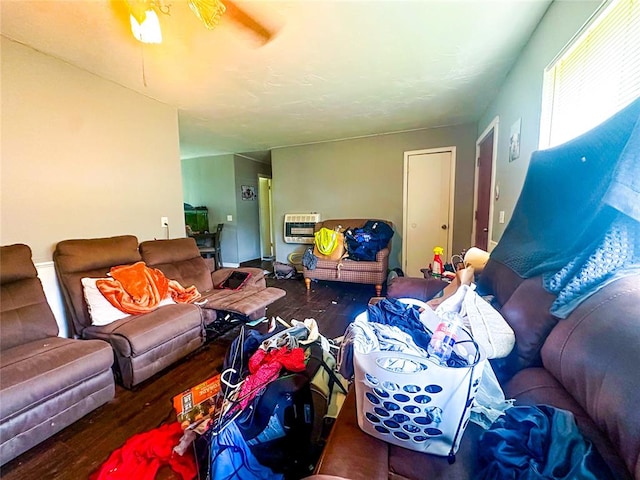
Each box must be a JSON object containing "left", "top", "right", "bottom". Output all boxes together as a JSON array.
[{"left": 353, "top": 298, "right": 485, "bottom": 460}]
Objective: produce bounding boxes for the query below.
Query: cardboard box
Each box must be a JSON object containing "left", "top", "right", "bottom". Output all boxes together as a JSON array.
[{"left": 173, "top": 374, "right": 222, "bottom": 428}]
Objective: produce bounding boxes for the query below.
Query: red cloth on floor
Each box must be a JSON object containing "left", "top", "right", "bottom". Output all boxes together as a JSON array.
[
  {"left": 237, "top": 346, "right": 306, "bottom": 409},
  {"left": 89, "top": 422, "right": 197, "bottom": 480}
]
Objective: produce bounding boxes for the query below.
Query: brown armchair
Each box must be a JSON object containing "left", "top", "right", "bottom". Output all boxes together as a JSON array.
[{"left": 303, "top": 219, "right": 392, "bottom": 296}]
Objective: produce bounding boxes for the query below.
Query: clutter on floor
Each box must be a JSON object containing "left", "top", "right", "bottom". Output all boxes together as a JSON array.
[
  {"left": 89, "top": 421, "right": 197, "bottom": 480},
  {"left": 173, "top": 317, "right": 349, "bottom": 479}
]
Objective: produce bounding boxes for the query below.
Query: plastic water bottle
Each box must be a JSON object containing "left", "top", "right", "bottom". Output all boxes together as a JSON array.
[{"left": 427, "top": 312, "right": 464, "bottom": 366}]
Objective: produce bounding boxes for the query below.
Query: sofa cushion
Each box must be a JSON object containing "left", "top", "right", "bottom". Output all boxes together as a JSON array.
[
  {"left": 54, "top": 236, "right": 141, "bottom": 335},
  {"left": 505, "top": 367, "right": 631, "bottom": 480},
  {"left": 476, "top": 258, "right": 524, "bottom": 307},
  {"left": 0, "top": 244, "right": 37, "bottom": 285},
  {"left": 139, "top": 238, "right": 214, "bottom": 293},
  {"left": 1, "top": 244, "right": 59, "bottom": 350},
  {"left": 1, "top": 277, "right": 59, "bottom": 350},
  {"left": 492, "top": 276, "right": 558, "bottom": 379},
  {"left": 0, "top": 337, "right": 114, "bottom": 422},
  {"left": 315, "top": 388, "right": 389, "bottom": 480},
  {"left": 82, "top": 303, "right": 202, "bottom": 357},
  {"left": 55, "top": 235, "right": 141, "bottom": 273},
  {"left": 541, "top": 275, "right": 640, "bottom": 479},
  {"left": 315, "top": 388, "right": 484, "bottom": 480},
  {"left": 211, "top": 267, "right": 267, "bottom": 290},
  {"left": 200, "top": 286, "right": 286, "bottom": 318}
]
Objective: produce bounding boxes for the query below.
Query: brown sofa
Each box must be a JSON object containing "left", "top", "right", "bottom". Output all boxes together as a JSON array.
[
  {"left": 54, "top": 235, "right": 285, "bottom": 389},
  {"left": 310, "top": 265, "right": 639, "bottom": 480},
  {"left": 303, "top": 219, "right": 392, "bottom": 296},
  {"left": 0, "top": 244, "right": 115, "bottom": 465},
  {"left": 139, "top": 237, "right": 286, "bottom": 323}
]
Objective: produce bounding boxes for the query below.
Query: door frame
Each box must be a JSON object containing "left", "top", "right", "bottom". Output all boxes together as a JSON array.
[
  {"left": 402, "top": 147, "right": 456, "bottom": 274},
  {"left": 472, "top": 117, "right": 499, "bottom": 251}
]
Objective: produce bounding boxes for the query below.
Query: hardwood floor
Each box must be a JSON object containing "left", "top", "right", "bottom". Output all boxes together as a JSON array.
[{"left": 0, "top": 270, "right": 377, "bottom": 480}]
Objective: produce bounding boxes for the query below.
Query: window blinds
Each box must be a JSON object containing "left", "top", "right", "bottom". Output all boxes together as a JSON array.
[{"left": 539, "top": 0, "right": 640, "bottom": 148}]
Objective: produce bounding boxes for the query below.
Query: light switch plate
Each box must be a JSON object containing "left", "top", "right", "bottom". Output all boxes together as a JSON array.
[
  {"left": 499, "top": 211, "right": 505, "bottom": 224},
  {"left": 227, "top": 215, "right": 233, "bottom": 221}
]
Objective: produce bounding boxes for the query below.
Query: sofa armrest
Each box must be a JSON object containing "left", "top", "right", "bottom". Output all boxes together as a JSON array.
[
  {"left": 386, "top": 276, "right": 448, "bottom": 302},
  {"left": 375, "top": 246, "right": 390, "bottom": 262}
]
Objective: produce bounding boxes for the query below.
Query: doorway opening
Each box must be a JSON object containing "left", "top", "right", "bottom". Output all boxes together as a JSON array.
[
  {"left": 473, "top": 117, "right": 499, "bottom": 251},
  {"left": 258, "top": 176, "right": 275, "bottom": 260}
]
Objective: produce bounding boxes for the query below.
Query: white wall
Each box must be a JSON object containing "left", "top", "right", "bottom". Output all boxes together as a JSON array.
[
  {"left": 1, "top": 37, "right": 185, "bottom": 264},
  {"left": 478, "top": 0, "right": 602, "bottom": 243}
]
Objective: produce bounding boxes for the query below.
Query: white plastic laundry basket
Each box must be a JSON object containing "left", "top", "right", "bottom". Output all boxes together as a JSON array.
[{"left": 353, "top": 299, "right": 485, "bottom": 460}]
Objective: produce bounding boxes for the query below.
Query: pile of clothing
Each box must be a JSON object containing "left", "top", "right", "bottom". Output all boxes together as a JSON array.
[{"left": 202, "top": 318, "right": 348, "bottom": 480}]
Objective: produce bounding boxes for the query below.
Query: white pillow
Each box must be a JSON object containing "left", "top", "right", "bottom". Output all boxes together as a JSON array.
[
  {"left": 81, "top": 277, "right": 130, "bottom": 326},
  {"left": 81, "top": 277, "right": 177, "bottom": 326},
  {"left": 158, "top": 296, "right": 177, "bottom": 307}
]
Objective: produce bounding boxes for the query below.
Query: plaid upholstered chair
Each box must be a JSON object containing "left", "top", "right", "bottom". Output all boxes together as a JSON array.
[{"left": 303, "top": 219, "right": 392, "bottom": 296}]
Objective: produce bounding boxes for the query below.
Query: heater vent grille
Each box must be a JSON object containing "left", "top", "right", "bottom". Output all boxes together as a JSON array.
[{"left": 284, "top": 213, "right": 321, "bottom": 244}]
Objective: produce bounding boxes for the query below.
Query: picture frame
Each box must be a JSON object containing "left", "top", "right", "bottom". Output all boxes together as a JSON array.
[
  {"left": 509, "top": 118, "right": 521, "bottom": 162},
  {"left": 241, "top": 185, "right": 257, "bottom": 200}
]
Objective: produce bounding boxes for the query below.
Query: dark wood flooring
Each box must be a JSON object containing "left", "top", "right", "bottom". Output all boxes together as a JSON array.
[{"left": 0, "top": 266, "right": 376, "bottom": 480}]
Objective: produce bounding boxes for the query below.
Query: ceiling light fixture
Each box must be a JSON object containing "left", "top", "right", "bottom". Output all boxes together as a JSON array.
[
  {"left": 129, "top": 8, "right": 162, "bottom": 44},
  {"left": 125, "top": 0, "right": 227, "bottom": 44}
]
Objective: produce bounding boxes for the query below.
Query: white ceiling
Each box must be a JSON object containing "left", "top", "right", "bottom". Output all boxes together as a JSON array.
[{"left": 1, "top": 0, "right": 552, "bottom": 160}]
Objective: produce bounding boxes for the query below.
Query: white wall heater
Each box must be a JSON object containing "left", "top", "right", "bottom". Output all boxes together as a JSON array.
[{"left": 283, "top": 213, "right": 321, "bottom": 244}]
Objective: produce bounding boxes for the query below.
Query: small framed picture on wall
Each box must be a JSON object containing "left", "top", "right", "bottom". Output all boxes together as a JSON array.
[
  {"left": 241, "top": 185, "right": 257, "bottom": 200},
  {"left": 509, "top": 118, "right": 521, "bottom": 162}
]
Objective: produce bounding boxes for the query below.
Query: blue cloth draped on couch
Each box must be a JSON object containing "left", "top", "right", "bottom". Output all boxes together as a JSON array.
[{"left": 490, "top": 97, "right": 640, "bottom": 317}]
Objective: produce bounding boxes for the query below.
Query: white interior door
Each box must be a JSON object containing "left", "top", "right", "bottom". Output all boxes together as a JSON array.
[{"left": 403, "top": 149, "right": 454, "bottom": 278}]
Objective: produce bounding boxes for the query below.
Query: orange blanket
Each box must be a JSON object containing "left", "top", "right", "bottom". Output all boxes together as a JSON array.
[{"left": 97, "top": 262, "right": 200, "bottom": 315}]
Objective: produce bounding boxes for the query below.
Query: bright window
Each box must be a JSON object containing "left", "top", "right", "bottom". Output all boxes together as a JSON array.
[{"left": 539, "top": 0, "right": 640, "bottom": 148}]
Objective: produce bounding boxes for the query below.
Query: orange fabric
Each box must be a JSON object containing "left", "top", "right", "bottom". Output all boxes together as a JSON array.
[
  {"left": 97, "top": 262, "right": 200, "bottom": 315},
  {"left": 168, "top": 279, "right": 201, "bottom": 304}
]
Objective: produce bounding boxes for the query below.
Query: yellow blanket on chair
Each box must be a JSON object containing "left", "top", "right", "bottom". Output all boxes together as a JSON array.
[{"left": 97, "top": 261, "right": 200, "bottom": 315}]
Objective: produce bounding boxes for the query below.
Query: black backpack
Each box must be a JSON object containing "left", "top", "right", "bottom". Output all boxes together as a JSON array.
[
  {"left": 344, "top": 220, "right": 394, "bottom": 261},
  {"left": 235, "top": 372, "right": 314, "bottom": 475}
]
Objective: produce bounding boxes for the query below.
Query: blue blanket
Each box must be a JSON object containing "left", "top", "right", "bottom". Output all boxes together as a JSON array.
[
  {"left": 476, "top": 405, "right": 615, "bottom": 479},
  {"left": 490, "top": 98, "right": 640, "bottom": 317}
]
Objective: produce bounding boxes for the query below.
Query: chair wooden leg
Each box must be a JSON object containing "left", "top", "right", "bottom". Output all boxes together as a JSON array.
[
  {"left": 375, "top": 284, "right": 382, "bottom": 296},
  {"left": 304, "top": 278, "right": 311, "bottom": 291}
]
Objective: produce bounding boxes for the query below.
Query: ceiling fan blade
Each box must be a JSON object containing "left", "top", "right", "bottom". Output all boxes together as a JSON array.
[
  {"left": 188, "top": 0, "right": 226, "bottom": 29},
  {"left": 223, "top": 0, "right": 274, "bottom": 44}
]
